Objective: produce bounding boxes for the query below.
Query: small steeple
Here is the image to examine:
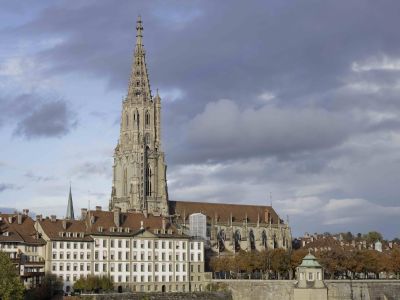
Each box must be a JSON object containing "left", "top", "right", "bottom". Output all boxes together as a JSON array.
[{"left": 66, "top": 183, "right": 75, "bottom": 220}]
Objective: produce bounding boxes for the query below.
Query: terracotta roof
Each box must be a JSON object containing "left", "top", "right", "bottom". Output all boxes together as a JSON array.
[
  {"left": 84, "top": 210, "right": 179, "bottom": 236},
  {"left": 169, "top": 200, "right": 280, "bottom": 225},
  {"left": 38, "top": 218, "right": 92, "bottom": 241},
  {"left": 0, "top": 213, "right": 45, "bottom": 245}
]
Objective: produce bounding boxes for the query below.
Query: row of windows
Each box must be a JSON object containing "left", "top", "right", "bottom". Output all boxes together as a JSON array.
[
  {"left": 52, "top": 242, "right": 90, "bottom": 250},
  {"left": 93, "top": 250, "right": 195, "bottom": 261},
  {"left": 93, "top": 262, "right": 189, "bottom": 273},
  {"left": 94, "top": 239, "right": 196, "bottom": 250},
  {"left": 52, "top": 252, "right": 90, "bottom": 260},
  {"left": 52, "top": 263, "right": 90, "bottom": 272},
  {"left": 134, "top": 284, "right": 188, "bottom": 293}
]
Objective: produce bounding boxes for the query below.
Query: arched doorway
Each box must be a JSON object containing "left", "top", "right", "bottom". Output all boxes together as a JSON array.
[
  {"left": 162, "top": 285, "right": 166, "bottom": 293},
  {"left": 118, "top": 285, "right": 122, "bottom": 293}
]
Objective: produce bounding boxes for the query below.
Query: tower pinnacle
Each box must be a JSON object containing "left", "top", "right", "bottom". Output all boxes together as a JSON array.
[
  {"left": 127, "top": 15, "right": 151, "bottom": 101},
  {"left": 66, "top": 183, "right": 75, "bottom": 220}
]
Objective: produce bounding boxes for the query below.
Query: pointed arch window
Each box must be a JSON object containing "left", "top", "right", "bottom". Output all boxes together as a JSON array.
[
  {"left": 145, "top": 165, "right": 152, "bottom": 197},
  {"left": 145, "top": 111, "right": 150, "bottom": 127},
  {"left": 125, "top": 113, "right": 129, "bottom": 128}
]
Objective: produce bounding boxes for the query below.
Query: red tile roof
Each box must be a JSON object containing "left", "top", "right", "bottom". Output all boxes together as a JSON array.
[{"left": 169, "top": 200, "right": 280, "bottom": 225}]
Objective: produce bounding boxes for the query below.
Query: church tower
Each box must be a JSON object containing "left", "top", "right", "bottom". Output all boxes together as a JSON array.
[{"left": 110, "top": 16, "right": 169, "bottom": 216}]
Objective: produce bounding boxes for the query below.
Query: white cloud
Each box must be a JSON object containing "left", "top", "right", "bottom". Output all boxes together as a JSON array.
[
  {"left": 258, "top": 91, "right": 276, "bottom": 103},
  {"left": 352, "top": 55, "right": 400, "bottom": 72}
]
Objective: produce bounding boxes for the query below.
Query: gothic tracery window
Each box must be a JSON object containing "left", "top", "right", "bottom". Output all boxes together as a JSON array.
[{"left": 145, "top": 165, "right": 151, "bottom": 196}]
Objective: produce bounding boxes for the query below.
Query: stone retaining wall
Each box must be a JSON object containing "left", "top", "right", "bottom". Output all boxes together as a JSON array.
[
  {"left": 213, "top": 279, "right": 400, "bottom": 300},
  {"left": 75, "top": 291, "right": 231, "bottom": 300}
]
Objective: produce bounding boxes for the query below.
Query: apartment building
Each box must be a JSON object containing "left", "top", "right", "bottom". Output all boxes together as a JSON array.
[
  {"left": 35, "top": 207, "right": 207, "bottom": 292},
  {"left": 0, "top": 210, "right": 46, "bottom": 289}
]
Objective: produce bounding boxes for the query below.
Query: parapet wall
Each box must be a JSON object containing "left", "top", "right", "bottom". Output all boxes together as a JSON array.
[{"left": 213, "top": 279, "right": 400, "bottom": 300}]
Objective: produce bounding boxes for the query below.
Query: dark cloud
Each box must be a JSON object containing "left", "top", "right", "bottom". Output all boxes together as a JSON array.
[
  {"left": 24, "top": 171, "right": 55, "bottom": 182},
  {"left": 15, "top": 100, "right": 76, "bottom": 138},
  {"left": 0, "top": 93, "right": 77, "bottom": 138},
  {"left": 0, "top": 183, "right": 20, "bottom": 193}
]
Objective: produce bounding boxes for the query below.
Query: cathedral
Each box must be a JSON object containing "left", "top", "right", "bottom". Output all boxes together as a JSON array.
[{"left": 110, "top": 16, "right": 291, "bottom": 253}]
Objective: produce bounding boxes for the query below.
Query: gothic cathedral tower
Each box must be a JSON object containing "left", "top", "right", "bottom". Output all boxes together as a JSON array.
[{"left": 110, "top": 16, "right": 169, "bottom": 216}]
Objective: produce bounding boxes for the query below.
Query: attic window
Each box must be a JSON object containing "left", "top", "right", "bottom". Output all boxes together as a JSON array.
[
  {"left": 167, "top": 229, "right": 173, "bottom": 235},
  {"left": 3, "top": 231, "right": 9, "bottom": 236},
  {"left": 125, "top": 228, "right": 130, "bottom": 233},
  {"left": 98, "top": 226, "right": 103, "bottom": 233}
]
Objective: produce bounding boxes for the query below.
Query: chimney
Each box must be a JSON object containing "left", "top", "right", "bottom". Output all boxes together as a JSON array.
[
  {"left": 96, "top": 206, "right": 102, "bottom": 211},
  {"left": 17, "top": 213, "right": 22, "bottom": 225},
  {"left": 113, "top": 208, "right": 121, "bottom": 227},
  {"left": 81, "top": 208, "right": 87, "bottom": 220},
  {"left": 140, "top": 220, "right": 144, "bottom": 230},
  {"left": 62, "top": 219, "right": 67, "bottom": 230},
  {"left": 90, "top": 215, "right": 95, "bottom": 224},
  {"left": 36, "top": 215, "right": 43, "bottom": 222},
  {"left": 23, "top": 209, "right": 29, "bottom": 216},
  {"left": 50, "top": 215, "right": 56, "bottom": 222},
  {"left": 8, "top": 216, "right": 13, "bottom": 223}
]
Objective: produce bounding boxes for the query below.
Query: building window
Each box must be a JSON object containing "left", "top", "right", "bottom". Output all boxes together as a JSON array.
[
  {"left": 52, "top": 264, "right": 56, "bottom": 271},
  {"left": 308, "top": 273, "right": 313, "bottom": 280},
  {"left": 103, "top": 240, "right": 107, "bottom": 247},
  {"left": 145, "top": 112, "right": 150, "bottom": 127},
  {"left": 52, "top": 242, "right": 57, "bottom": 249},
  {"left": 52, "top": 252, "right": 56, "bottom": 259}
]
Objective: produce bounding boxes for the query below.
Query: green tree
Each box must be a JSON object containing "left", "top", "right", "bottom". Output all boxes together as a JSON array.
[
  {"left": 391, "top": 248, "right": 400, "bottom": 279},
  {"left": 270, "top": 249, "right": 290, "bottom": 279},
  {"left": 73, "top": 275, "right": 113, "bottom": 292},
  {"left": 363, "top": 231, "right": 383, "bottom": 244},
  {"left": 0, "top": 251, "right": 24, "bottom": 300},
  {"left": 25, "top": 274, "right": 63, "bottom": 300}
]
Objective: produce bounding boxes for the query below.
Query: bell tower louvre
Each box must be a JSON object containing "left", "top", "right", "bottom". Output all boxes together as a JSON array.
[{"left": 110, "top": 16, "right": 169, "bottom": 216}]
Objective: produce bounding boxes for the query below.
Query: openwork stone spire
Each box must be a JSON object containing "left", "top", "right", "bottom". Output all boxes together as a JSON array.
[
  {"left": 110, "top": 17, "right": 169, "bottom": 216},
  {"left": 66, "top": 184, "right": 75, "bottom": 220},
  {"left": 127, "top": 15, "right": 152, "bottom": 102}
]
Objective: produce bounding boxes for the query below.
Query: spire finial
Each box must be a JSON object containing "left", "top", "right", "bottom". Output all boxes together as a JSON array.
[{"left": 136, "top": 15, "right": 143, "bottom": 39}]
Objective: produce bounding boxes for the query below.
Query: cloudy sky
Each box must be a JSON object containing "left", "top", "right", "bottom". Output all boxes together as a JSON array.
[{"left": 1, "top": 0, "right": 400, "bottom": 239}]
